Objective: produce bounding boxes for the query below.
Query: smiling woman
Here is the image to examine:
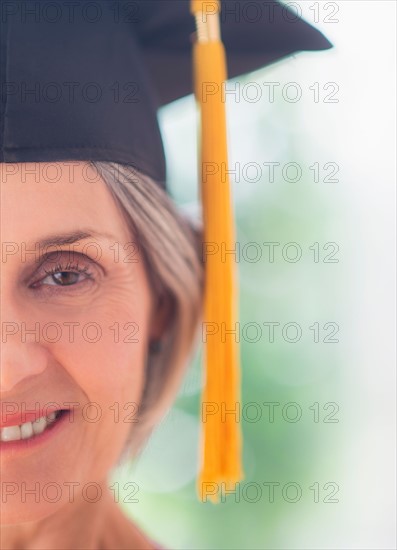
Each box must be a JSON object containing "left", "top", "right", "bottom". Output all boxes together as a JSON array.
[
  {"left": 0, "top": 1, "right": 331, "bottom": 549},
  {"left": 0, "top": 161, "right": 202, "bottom": 549}
]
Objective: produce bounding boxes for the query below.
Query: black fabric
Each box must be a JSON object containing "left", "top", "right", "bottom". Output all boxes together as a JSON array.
[{"left": 0, "top": 0, "right": 332, "bottom": 188}]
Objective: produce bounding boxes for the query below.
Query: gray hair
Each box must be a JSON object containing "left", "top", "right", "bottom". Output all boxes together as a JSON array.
[{"left": 91, "top": 161, "right": 204, "bottom": 456}]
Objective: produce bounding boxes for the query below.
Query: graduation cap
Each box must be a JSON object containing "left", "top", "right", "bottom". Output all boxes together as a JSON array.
[{"left": 0, "top": 0, "right": 332, "bottom": 502}]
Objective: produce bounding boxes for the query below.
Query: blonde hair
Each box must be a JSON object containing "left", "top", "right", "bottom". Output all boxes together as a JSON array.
[{"left": 92, "top": 161, "right": 204, "bottom": 455}]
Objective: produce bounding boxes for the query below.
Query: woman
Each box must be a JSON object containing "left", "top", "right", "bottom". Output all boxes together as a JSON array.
[
  {"left": 1, "top": 160, "right": 202, "bottom": 549},
  {"left": 0, "top": 1, "right": 331, "bottom": 548}
]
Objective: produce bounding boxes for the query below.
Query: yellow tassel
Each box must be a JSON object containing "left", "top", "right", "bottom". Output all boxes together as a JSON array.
[{"left": 191, "top": 0, "right": 243, "bottom": 503}]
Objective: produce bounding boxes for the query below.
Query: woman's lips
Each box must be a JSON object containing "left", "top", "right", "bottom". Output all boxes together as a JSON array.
[
  {"left": 0, "top": 410, "right": 71, "bottom": 453},
  {"left": 0, "top": 406, "right": 64, "bottom": 428},
  {"left": 0, "top": 410, "right": 62, "bottom": 442}
]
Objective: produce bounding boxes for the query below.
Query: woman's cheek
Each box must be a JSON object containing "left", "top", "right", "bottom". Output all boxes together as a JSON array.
[
  {"left": 35, "top": 265, "right": 150, "bottom": 393},
  {"left": 53, "top": 306, "right": 148, "bottom": 413}
]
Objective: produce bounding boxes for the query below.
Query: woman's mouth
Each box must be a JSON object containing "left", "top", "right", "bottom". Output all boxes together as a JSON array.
[{"left": 0, "top": 410, "right": 63, "bottom": 443}]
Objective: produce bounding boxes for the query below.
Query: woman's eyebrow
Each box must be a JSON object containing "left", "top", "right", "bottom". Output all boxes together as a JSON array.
[{"left": 36, "top": 230, "right": 116, "bottom": 249}]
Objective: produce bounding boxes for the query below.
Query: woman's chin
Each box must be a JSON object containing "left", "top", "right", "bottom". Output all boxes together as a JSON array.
[{"left": 0, "top": 468, "right": 80, "bottom": 526}]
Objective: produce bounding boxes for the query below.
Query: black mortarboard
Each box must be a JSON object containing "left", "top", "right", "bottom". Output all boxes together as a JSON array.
[{"left": 0, "top": 0, "right": 332, "bottom": 187}]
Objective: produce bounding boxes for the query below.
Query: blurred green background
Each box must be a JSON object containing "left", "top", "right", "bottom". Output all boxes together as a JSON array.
[{"left": 112, "top": 2, "right": 396, "bottom": 549}]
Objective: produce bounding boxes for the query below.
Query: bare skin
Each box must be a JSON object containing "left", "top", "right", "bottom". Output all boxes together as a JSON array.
[{"left": 0, "top": 162, "right": 164, "bottom": 549}]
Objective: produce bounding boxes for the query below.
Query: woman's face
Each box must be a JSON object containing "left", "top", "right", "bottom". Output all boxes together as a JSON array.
[{"left": 1, "top": 162, "right": 154, "bottom": 523}]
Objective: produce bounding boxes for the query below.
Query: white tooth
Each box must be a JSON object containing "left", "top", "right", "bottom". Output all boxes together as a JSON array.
[
  {"left": 1, "top": 425, "right": 22, "bottom": 442},
  {"left": 1, "top": 413, "right": 60, "bottom": 443},
  {"left": 20, "top": 421, "right": 34, "bottom": 439},
  {"left": 32, "top": 416, "right": 47, "bottom": 435}
]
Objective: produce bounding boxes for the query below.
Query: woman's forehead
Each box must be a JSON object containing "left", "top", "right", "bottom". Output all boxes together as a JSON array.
[{"left": 0, "top": 162, "right": 130, "bottom": 244}]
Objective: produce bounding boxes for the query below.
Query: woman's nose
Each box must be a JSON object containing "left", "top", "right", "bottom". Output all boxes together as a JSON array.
[
  {"left": 0, "top": 340, "right": 51, "bottom": 393},
  {"left": 0, "top": 302, "right": 51, "bottom": 393}
]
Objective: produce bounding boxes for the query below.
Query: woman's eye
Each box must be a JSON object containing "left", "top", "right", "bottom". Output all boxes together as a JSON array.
[
  {"left": 42, "top": 270, "right": 87, "bottom": 287},
  {"left": 29, "top": 257, "right": 96, "bottom": 291}
]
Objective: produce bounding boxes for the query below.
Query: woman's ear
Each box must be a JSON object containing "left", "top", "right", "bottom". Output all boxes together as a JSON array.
[{"left": 149, "top": 292, "right": 175, "bottom": 342}]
